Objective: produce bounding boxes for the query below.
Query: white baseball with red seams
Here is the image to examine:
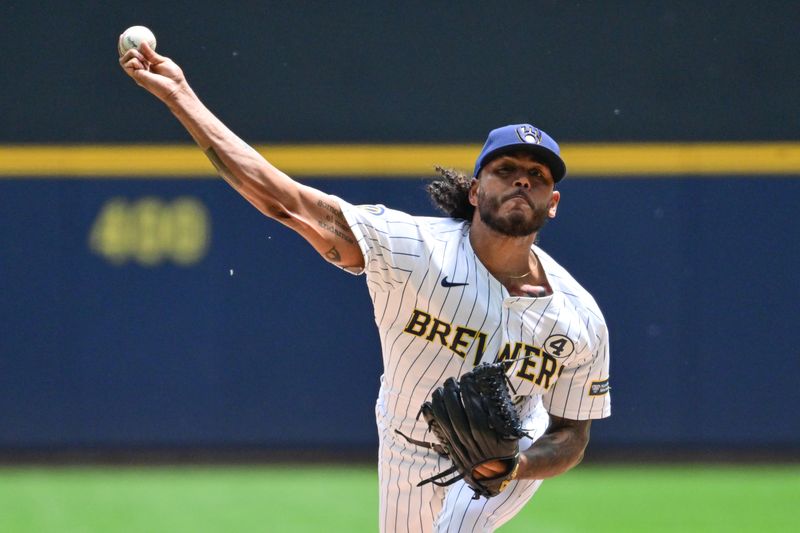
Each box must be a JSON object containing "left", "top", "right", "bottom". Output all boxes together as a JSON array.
[{"left": 118, "top": 26, "right": 157, "bottom": 56}]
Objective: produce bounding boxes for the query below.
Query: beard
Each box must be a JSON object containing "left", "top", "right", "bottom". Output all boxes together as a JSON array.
[{"left": 477, "top": 189, "right": 550, "bottom": 237}]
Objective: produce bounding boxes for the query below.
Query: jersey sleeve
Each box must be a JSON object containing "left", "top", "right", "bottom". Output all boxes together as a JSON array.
[
  {"left": 333, "top": 197, "right": 427, "bottom": 292},
  {"left": 542, "top": 325, "right": 611, "bottom": 420}
]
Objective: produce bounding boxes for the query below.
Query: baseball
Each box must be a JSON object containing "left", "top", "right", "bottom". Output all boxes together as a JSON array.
[{"left": 118, "top": 26, "right": 157, "bottom": 56}]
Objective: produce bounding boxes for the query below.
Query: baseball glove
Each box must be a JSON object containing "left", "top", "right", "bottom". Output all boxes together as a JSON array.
[{"left": 396, "top": 362, "right": 529, "bottom": 499}]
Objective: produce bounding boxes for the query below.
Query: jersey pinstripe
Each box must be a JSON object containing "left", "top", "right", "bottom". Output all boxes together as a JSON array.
[{"left": 335, "top": 198, "right": 611, "bottom": 532}]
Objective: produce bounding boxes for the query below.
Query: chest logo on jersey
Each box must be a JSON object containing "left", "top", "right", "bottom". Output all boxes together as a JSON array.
[
  {"left": 404, "top": 309, "right": 488, "bottom": 366},
  {"left": 441, "top": 276, "right": 469, "bottom": 288},
  {"left": 497, "top": 342, "right": 564, "bottom": 390},
  {"left": 403, "top": 309, "right": 565, "bottom": 390}
]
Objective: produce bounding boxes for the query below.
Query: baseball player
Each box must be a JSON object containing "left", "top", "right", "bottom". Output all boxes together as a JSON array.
[{"left": 120, "top": 42, "right": 610, "bottom": 532}]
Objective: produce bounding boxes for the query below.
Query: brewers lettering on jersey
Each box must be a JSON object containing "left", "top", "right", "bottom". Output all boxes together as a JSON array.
[{"left": 120, "top": 41, "right": 611, "bottom": 533}]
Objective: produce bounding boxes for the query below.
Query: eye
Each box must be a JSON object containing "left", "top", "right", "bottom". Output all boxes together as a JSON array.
[
  {"left": 496, "top": 165, "right": 514, "bottom": 175},
  {"left": 530, "top": 169, "right": 550, "bottom": 184}
]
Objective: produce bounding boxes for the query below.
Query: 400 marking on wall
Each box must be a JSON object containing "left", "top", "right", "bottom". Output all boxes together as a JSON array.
[{"left": 89, "top": 196, "right": 210, "bottom": 266}]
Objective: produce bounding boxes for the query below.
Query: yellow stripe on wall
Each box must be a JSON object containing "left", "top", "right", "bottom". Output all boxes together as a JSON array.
[{"left": 1, "top": 143, "right": 799, "bottom": 178}]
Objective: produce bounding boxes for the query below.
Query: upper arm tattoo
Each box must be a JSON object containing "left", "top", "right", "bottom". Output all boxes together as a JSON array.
[
  {"left": 316, "top": 199, "right": 355, "bottom": 245},
  {"left": 325, "top": 246, "right": 342, "bottom": 263}
]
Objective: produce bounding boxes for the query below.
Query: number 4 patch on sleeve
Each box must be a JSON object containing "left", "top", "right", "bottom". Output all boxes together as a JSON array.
[{"left": 544, "top": 334, "right": 575, "bottom": 358}]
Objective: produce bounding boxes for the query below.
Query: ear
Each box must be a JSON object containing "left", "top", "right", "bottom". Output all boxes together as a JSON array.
[
  {"left": 468, "top": 178, "right": 480, "bottom": 207},
  {"left": 548, "top": 190, "right": 560, "bottom": 218}
]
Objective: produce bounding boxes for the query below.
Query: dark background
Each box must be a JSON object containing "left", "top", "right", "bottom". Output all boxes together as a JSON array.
[
  {"left": 1, "top": 1, "right": 798, "bottom": 457},
  {"left": 3, "top": 1, "right": 799, "bottom": 143}
]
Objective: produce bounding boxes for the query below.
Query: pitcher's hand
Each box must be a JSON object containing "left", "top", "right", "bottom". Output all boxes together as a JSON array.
[{"left": 119, "top": 41, "right": 188, "bottom": 103}]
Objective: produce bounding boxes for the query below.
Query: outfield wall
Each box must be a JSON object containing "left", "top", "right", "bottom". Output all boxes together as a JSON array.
[
  {"left": 2, "top": 2, "right": 799, "bottom": 144},
  {"left": 1, "top": 171, "right": 798, "bottom": 451}
]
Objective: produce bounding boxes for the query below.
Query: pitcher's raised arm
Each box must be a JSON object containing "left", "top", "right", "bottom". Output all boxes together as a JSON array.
[{"left": 119, "top": 41, "right": 363, "bottom": 270}]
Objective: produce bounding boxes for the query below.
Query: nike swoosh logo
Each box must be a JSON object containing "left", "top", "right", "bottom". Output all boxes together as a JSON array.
[{"left": 441, "top": 276, "right": 469, "bottom": 288}]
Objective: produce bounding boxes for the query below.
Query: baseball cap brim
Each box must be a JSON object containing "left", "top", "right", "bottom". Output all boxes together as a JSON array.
[
  {"left": 473, "top": 124, "right": 567, "bottom": 183},
  {"left": 477, "top": 144, "right": 567, "bottom": 183}
]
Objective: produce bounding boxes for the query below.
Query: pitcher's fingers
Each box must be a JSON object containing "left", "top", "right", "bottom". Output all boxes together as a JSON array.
[
  {"left": 139, "top": 41, "right": 166, "bottom": 63},
  {"left": 473, "top": 460, "right": 507, "bottom": 479},
  {"left": 131, "top": 68, "right": 159, "bottom": 84},
  {"left": 119, "top": 48, "right": 146, "bottom": 65},
  {"left": 122, "top": 56, "right": 146, "bottom": 73}
]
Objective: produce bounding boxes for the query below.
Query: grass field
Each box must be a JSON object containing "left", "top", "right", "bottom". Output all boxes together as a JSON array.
[{"left": 0, "top": 464, "right": 797, "bottom": 532}]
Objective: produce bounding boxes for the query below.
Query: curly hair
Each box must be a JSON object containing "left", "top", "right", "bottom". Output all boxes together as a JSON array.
[{"left": 427, "top": 166, "right": 475, "bottom": 221}]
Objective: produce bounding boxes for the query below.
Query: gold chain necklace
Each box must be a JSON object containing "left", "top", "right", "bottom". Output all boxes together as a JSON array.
[{"left": 503, "top": 251, "right": 535, "bottom": 279}]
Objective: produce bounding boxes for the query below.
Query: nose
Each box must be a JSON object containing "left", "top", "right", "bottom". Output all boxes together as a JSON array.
[{"left": 512, "top": 174, "right": 531, "bottom": 189}]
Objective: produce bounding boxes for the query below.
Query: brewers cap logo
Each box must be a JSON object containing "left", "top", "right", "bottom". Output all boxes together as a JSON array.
[{"left": 516, "top": 125, "right": 542, "bottom": 145}]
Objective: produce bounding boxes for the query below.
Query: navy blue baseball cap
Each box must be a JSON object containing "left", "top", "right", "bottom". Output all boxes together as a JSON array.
[{"left": 473, "top": 124, "right": 567, "bottom": 182}]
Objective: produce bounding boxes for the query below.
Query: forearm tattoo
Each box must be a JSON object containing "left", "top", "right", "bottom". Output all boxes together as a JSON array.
[
  {"left": 518, "top": 417, "right": 590, "bottom": 479},
  {"left": 205, "top": 147, "right": 242, "bottom": 188}
]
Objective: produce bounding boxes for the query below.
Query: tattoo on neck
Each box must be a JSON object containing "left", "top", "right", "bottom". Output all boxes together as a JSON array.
[
  {"left": 325, "top": 246, "right": 342, "bottom": 263},
  {"left": 205, "top": 147, "right": 242, "bottom": 188}
]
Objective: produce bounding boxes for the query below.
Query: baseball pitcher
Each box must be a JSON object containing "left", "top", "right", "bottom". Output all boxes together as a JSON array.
[{"left": 120, "top": 40, "right": 610, "bottom": 533}]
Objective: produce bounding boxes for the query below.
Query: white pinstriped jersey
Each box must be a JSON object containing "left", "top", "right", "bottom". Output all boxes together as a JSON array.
[
  {"left": 335, "top": 198, "right": 610, "bottom": 532},
  {"left": 337, "top": 199, "right": 610, "bottom": 428}
]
